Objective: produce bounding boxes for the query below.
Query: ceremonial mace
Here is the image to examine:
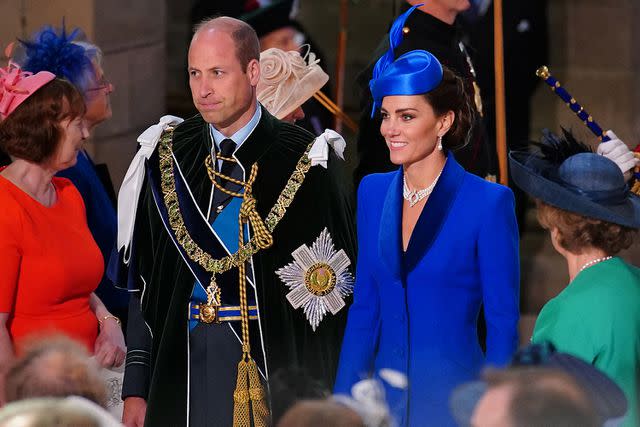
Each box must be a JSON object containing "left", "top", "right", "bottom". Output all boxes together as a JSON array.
[
  {"left": 536, "top": 65, "right": 640, "bottom": 193},
  {"left": 535, "top": 65, "right": 610, "bottom": 142}
]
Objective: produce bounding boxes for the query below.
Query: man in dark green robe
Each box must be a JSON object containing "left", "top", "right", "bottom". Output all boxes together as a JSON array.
[{"left": 110, "top": 17, "right": 355, "bottom": 427}]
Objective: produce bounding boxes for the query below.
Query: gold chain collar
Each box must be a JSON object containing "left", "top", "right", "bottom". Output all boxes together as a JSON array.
[
  {"left": 158, "top": 127, "right": 315, "bottom": 426},
  {"left": 158, "top": 128, "right": 313, "bottom": 283}
]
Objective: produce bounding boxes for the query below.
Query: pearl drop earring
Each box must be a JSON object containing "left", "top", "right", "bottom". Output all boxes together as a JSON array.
[{"left": 437, "top": 135, "right": 443, "bottom": 151}]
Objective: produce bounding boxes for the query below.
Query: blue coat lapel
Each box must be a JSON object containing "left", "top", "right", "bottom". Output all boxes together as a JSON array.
[
  {"left": 404, "top": 152, "right": 465, "bottom": 272},
  {"left": 378, "top": 168, "right": 404, "bottom": 281}
]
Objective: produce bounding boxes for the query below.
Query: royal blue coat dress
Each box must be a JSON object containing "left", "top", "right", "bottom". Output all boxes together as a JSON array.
[{"left": 334, "top": 153, "right": 520, "bottom": 426}]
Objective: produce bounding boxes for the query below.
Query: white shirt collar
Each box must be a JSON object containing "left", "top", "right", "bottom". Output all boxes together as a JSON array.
[{"left": 209, "top": 104, "right": 262, "bottom": 154}]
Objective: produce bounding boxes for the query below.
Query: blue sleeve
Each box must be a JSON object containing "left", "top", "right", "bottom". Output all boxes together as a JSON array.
[
  {"left": 478, "top": 186, "right": 520, "bottom": 366},
  {"left": 334, "top": 179, "right": 382, "bottom": 393}
]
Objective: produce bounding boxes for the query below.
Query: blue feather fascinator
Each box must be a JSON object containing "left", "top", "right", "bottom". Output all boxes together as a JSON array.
[
  {"left": 13, "top": 23, "right": 96, "bottom": 95},
  {"left": 369, "top": 3, "right": 443, "bottom": 117}
]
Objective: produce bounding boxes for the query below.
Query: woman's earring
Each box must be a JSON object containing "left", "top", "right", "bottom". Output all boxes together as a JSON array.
[{"left": 437, "top": 135, "right": 443, "bottom": 151}]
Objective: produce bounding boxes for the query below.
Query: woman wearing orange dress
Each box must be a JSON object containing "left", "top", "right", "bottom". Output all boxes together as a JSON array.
[{"left": 0, "top": 63, "right": 125, "bottom": 400}]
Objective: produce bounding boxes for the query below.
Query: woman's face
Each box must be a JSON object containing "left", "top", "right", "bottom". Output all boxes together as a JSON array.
[
  {"left": 380, "top": 94, "right": 452, "bottom": 166},
  {"left": 50, "top": 116, "right": 89, "bottom": 170},
  {"left": 282, "top": 106, "right": 305, "bottom": 124},
  {"left": 84, "top": 63, "right": 114, "bottom": 129},
  {"left": 259, "top": 27, "right": 303, "bottom": 53}
]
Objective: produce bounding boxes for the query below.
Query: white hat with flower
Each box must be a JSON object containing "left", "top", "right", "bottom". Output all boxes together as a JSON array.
[{"left": 257, "top": 46, "right": 329, "bottom": 120}]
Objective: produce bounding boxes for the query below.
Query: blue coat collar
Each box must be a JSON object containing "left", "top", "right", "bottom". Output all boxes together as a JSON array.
[{"left": 378, "top": 152, "right": 466, "bottom": 280}]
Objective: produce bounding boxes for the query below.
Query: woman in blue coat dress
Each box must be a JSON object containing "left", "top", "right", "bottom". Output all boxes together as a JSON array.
[{"left": 334, "top": 7, "right": 520, "bottom": 426}]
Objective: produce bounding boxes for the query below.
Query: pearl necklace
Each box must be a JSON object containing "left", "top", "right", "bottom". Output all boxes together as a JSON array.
[
  {"left": 403, "top": 161, "right": 446, "bottom": 207},
  {"left": 579, "top": 256, "right": 613, "bottom": 272}
]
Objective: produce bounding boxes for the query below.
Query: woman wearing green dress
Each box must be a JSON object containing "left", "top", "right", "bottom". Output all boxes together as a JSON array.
[{"left": 510, "top": 130, "right": 640, "bottom": 427}]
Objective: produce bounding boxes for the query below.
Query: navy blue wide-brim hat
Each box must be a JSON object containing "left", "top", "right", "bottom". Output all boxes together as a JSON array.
[{"left": 509, "top": 131, "right": 640, "bottom": 229}]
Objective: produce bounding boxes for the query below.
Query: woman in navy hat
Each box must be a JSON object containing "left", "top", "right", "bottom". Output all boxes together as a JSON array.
[
  {"left": 334, "top": 6, "right": 520, "bottom": 427},
  {"left": 510, "top": 130, "right": 640, "bottom": 427}
]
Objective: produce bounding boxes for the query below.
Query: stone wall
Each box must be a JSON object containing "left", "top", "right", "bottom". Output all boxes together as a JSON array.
[
  {"left": 0, "top": 0, "right": 166, "bottom": 189},
  {"left": 531, "top": 0, "right": 640, "bottom": 149}
]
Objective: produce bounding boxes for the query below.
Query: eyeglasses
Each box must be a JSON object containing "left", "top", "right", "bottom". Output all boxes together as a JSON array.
[{"left": 86, "top": 76, "right": 111, "bottom": 92}]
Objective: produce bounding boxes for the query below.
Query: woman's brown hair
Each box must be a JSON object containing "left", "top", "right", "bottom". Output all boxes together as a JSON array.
[
  {"left": 424, "top": 66, "right": 475, "bottom": 151},
  {"left": 0, "top": 78, "right": 85, "bottom": 164},
  {"left": 536, "top": 199, "right": 636, "bottom": 255}
]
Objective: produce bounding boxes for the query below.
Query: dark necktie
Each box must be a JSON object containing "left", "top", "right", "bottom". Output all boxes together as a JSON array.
[
  {"left": 218, "top": 138, "right": 237, "bottom": 187},
  {"left": 210, "top": 139, "right": 242, "bottom": 216}
]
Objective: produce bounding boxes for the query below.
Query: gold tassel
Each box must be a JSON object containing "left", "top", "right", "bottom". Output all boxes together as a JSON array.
[
  {"left": 248, "top": 358, "right": 269, "bottom": 427},
  {"left": 233, "top": 358, "right": 251, "bottom": 427},
  {"left": 233, "top": 163, "right": 271, "bottom": 427},
  {"left": 233, "top": 356, "right": 269, "bottom": 427}
]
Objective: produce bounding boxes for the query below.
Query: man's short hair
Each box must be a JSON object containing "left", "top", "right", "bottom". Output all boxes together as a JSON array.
[
  {"left": 277, "top": 400, "right": 365, "bottom": 427},
  {"left": 4, "top": 336, "right": 107, "bottom": 407},
  {"left": 485, "top": 367, "right": 599, "bottom": 427},
  {"left": 193, "top": 16, "right": 260, "bottom": 69}
]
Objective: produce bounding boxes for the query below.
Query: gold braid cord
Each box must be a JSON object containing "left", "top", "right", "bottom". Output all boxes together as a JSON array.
[
  {"left": 233, "top": 164, "right": 270, "bottom": 427},
  {"left": 205, "top": 155, "right": 245, "bottom": 198},
  {"left": 157, "top": 128, "right": 315, "bottom": 426}
]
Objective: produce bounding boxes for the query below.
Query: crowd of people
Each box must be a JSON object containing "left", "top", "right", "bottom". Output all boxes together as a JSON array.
[{"left": 0, "top": 0, "right": 639, "bottom": 426}]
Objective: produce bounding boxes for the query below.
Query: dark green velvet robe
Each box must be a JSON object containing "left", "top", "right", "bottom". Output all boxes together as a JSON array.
[{"left": 121, "top": 108, "right": 356, "bottom": 426}]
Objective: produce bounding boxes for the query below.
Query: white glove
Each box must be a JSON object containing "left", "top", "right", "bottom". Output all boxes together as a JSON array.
[{"left": 597, "top": 130, "right": 638, "bottom": 175}]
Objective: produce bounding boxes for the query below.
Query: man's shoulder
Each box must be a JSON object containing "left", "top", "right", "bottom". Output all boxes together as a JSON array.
[
  {"left": 260, "top": 114, "right": 316, "bottom": 155},
  {"left": 172, "top": 114, "right": 206, "bottom": 142},
  {"left": 277, "top": 120, "right": 315, "bottom": 142}
]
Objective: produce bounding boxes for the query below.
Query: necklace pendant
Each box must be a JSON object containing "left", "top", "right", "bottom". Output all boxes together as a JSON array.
[{"left": 409, "top": 192, "right": 420, "bottom": 207}]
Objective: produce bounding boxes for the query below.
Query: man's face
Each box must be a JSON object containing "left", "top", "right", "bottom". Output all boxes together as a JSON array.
[
  {"left": 188, "top": 29, "right": 259, "bottom": 135},
  {"left": 471, "top": 385, "right": 514, "bottom": 427}
]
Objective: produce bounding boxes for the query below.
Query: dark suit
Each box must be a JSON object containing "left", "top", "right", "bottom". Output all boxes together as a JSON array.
[
  {"left": 464, "top": 1, "right": 549, "bottom": 230},
  {"left": 111, "top": 108, "right": 356, "bottom": 426}
]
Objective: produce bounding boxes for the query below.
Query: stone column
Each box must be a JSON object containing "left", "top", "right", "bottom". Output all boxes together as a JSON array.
[{"left": 0, "top": 0, "right": 166, "bottom": 189}]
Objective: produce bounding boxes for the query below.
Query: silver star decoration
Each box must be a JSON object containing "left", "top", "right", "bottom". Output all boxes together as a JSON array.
[{"left": 276, "top": 228, "right": 354, "bottom": 331}]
